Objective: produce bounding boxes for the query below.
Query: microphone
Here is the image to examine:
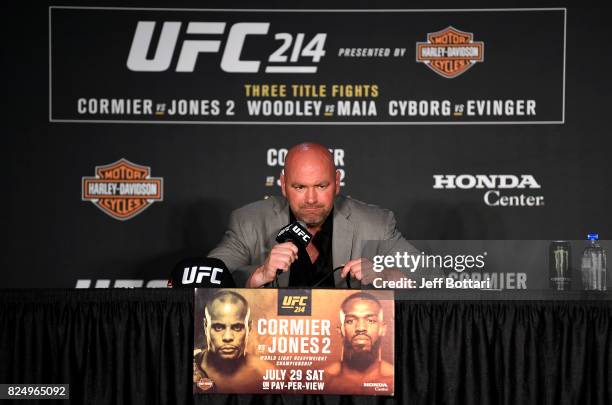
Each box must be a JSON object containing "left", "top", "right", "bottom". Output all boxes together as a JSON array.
[
  {"left": 276, "top": 220, "right": 313, "bottom": 246},
  {"left": 169, "top": 257, "right": 236, "bottom": 288},
  {"left": 274, "top": 221, "right": 313, "bottom": 285}
]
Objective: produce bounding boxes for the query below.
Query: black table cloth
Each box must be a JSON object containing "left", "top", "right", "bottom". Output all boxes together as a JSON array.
[{"left": 1, "top": 289, "right": 610, "bottom": 405}]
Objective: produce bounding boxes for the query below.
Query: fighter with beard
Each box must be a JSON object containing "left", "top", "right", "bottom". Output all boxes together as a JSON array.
[
  {"left": 325, "top": 292, "right": 393, "bottom": 394},
  {"left": 193, "top": 290, "right": 272, "bottom": 393}
]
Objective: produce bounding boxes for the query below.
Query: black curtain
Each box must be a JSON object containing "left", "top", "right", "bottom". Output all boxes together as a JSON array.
[{"left": 1, "top": 290, "right": 610, "bottom": 405}]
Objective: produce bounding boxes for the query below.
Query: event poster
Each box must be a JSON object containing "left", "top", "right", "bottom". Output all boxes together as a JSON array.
[{"left": 193, "top": 289, "right": 395, "bottom": 395}]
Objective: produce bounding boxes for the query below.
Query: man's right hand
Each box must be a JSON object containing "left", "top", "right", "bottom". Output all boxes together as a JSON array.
[{"left": 246, "top": 242, "right": 298, "bottom": 287}]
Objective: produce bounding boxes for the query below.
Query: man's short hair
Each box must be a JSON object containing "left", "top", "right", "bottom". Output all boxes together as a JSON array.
[
  {"left": 204, "top": 290, "right": 251, "bottom": 325},
  {"left": 339, "top": 292, "right": 383, "bottom": 324}
]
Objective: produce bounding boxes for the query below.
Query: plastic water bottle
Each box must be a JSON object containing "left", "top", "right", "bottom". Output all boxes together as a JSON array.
[{"left": 580, "top": 233, "right": 607, "bottom": 291}]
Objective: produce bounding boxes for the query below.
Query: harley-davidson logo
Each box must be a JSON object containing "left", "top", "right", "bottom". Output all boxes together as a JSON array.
[
  {"left": 82, "top": 158, "right": 163, "bottom": 220},
  {"left": 197, "top": 378, "right": 214, "bottom": 391},
  {"left": 416, "top": 26, "right": 484, "bottom": 78}
]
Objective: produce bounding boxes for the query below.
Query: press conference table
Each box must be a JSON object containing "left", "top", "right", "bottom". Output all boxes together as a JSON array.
[{"left": 1, "top": 289, "right": 610, "bottom": 405}]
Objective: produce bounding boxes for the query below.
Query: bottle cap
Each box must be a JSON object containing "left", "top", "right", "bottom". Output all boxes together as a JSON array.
[{"left": 587, "top": 233, "right": 599, "bottom": 241}]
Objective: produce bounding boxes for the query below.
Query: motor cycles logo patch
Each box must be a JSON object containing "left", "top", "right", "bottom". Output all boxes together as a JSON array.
[
  {"left": 416, "top": 26, "right": 484, "bottom": 78},
  {"left": 82, "top": 158, "right": 163, "bottom": 220}
]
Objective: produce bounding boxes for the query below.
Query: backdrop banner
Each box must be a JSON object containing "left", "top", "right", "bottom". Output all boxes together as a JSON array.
[
  {"left": 50, "top": 7, "right": 564, "bottom": 124},
  {"left": 5, "top": 5, "right": 611, "bottom": 288}
]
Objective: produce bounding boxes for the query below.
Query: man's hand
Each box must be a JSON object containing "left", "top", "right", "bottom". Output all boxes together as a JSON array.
[
  {"left": 246, "top": 242, "right": 298, "bottom": 287},
  {"left": 340, "top": 258, "right": 376, "bottom": 285}
]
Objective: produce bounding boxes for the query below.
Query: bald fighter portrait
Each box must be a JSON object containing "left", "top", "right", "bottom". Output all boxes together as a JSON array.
[
  {"left": 193, "top": 290, "right": 271, "bottom": 393},
  {"left": 325, "top": 292, "right": 393, "bottom": 393},
  {"left": 209, "top": 141, "right": 420, "bottom": 287}
]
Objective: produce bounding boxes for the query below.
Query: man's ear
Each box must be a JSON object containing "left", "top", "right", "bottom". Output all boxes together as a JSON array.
[
  {"left": 334, "top": 169, "right": 341, "bottom": 195},
  {"left": 204, "top": 318, "right": 211, "bottom": 349},
  {"left": 338, "top": 324, "right": 345, "bottom": 337},
  {"left": 280, "top": 169, "right": 287, "bottom": 197},
  {"left": 380, "top": 321, "right": 386, "bottom": 337}
]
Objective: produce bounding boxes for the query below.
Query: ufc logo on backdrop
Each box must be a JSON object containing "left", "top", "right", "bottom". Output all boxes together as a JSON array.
[{"left": 126, "top": 21, "right": 326, "bottom": 73}]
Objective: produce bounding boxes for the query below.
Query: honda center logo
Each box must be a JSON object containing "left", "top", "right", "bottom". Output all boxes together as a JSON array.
[{"left": 433, "top": 174, "right": 545, "bottom": 207}]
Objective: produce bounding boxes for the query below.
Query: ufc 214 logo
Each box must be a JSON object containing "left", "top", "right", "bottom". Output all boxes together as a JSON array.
[
  {"left": 278, "top": 290, "right": 311, "bottom": 316},
  {"left": 127, "top": 22, "right": 327, "bottom": 73}
]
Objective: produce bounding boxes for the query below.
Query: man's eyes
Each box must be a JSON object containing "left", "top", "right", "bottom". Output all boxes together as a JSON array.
[
  {"left": 292, "top": 185, "right": 328, "bottom": 190},
  {"left": 344, "top": 318, "right": 377, "bottom": 325},
  {"left": 212, "top": 324, "right": 244, "bottom": 332}
]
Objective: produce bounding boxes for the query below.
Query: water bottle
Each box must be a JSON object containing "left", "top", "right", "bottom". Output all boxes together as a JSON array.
[{"left": 580, "top": 233, "right": 607, "bottom": 291}]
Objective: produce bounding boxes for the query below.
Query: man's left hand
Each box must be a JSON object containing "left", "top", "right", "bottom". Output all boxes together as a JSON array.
[{"left": 340, "top": 258, "right": 376, "bottom": 285}]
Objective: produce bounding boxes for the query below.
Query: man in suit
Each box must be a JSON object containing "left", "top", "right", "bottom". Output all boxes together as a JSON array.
[{"left": 208, "top": 142, "right": 419, "bottom": 287}]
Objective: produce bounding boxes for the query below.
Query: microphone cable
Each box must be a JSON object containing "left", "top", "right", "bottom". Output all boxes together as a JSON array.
[{"left": 312, "top": 266, "right": 352, "bottom": 288}]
